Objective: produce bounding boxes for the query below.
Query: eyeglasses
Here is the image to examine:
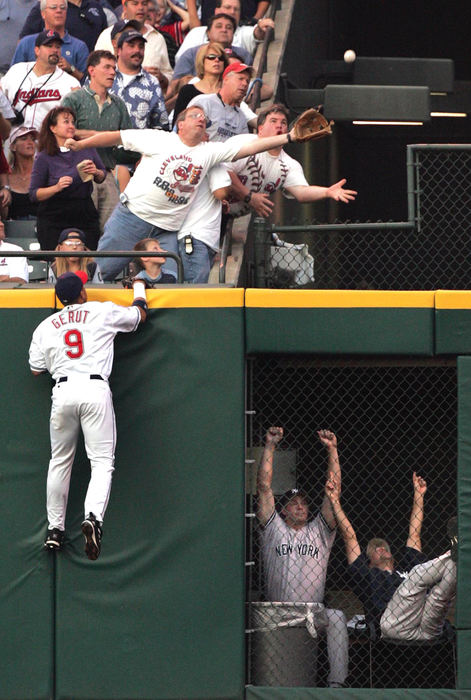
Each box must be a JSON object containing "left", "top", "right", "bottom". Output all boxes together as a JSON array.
[
  {"left": 47, "top": 4, "right": 67, "bottom": 9},
  {"left": 205, "top": 54, "right": 222, "bottom": 61},
  {"left": 62, "top": 240, "right": 84, "bottom": 247}
]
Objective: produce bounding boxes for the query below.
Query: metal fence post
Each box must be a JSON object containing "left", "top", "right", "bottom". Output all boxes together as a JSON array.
[{"left": 253, "top": 217, "right": 271, "bottom": 288}]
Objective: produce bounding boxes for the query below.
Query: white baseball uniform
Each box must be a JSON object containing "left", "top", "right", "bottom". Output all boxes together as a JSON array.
[
  {"left": 29, "top": 300, "right": 141, "bottom": 530},
  {"left": 0, "top": 241, "right": 29, "bottom": 282},
  {"left": 228, "top": 144, "right": 309, "bottom": 217},
  {"left": 0, "top": 62, "right": 79, "bottom": 131}
]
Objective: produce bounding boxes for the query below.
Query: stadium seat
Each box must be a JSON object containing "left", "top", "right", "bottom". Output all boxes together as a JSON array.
[{"left": 3, "top": 219, "right": 37, "bottom": 238}]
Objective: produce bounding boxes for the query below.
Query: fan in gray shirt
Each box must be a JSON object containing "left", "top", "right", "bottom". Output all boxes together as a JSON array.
[{"left": 256, "top": 427, "right": 349, "bottom": 688}]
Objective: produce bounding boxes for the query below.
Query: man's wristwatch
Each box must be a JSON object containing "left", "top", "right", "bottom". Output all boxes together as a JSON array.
[
  {"left": 243, "top": 193, "right": 252, "bottom": 204},
  {"left": 1, "top": 185, "right": 11, "bottom": 191}
]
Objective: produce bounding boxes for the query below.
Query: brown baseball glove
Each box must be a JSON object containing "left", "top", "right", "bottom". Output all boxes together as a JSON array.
[{"left": 292, "top": 108, "right": 334, "bottom": 143}]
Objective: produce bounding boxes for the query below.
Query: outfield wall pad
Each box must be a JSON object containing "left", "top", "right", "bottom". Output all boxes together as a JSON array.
[{"left": 245, "top": 290, "right": 435, "bottom": 355}]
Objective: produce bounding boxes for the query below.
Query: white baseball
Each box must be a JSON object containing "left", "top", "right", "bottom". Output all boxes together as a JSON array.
[{"left": 344, "top": 49, "right": 356, "bottom": 64}]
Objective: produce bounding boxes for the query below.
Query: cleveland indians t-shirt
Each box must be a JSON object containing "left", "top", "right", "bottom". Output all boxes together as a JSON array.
[{"left": 120, "top": 130, "right": 243, "bottom": 230}]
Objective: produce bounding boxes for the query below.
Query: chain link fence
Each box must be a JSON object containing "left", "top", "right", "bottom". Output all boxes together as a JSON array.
[
  {"left": 246, "top": 356, "right": 457, "bottom": 688},
  {"left": 252, "top": 145, "right": 471, "bottom": 290}
]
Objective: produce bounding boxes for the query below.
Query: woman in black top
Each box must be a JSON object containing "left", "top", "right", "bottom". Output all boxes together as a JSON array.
[{"left": 172, "top": 41, "right": 228, "bottom": 126}]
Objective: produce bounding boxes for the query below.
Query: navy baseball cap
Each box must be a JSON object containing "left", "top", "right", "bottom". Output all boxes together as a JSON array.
[
  {"left": 111, "top": 19, "right": 141, "bottom": 40},
  {"left": 279, "top": 488, "right": 309, "bottom": 510},
  {"left": 35, "top": 30, "right": 64, "bottom": 47},
  {"left": 58, "top": 228, "right": 86, "bottom": 244},
  {"left": 117, "top": 30, "right": 147, "bottom": 49},
  {"left": 55, "top": 272, "right": 84, "bottom": 305}
]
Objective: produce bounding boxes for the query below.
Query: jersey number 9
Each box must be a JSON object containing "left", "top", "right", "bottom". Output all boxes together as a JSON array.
[{"left": 64, "top": 329, "right": 84, "bottom": 359}]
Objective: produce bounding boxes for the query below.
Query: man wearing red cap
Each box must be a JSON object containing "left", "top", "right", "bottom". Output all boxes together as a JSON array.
[{"left": 187, "top": 61, "right": 255, "bottom": 141}]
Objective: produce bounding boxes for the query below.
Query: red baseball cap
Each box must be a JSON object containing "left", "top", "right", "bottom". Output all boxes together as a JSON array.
[{"left": 222, "top": 62, "right": 254, "bottom": 80}]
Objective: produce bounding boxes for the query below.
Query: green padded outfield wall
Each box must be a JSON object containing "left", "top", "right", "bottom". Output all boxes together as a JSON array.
[
  {"left": 1, "top": 287, "right": 471, "bottom": 699},
  {"left": 0, "top": 288, "right": 245, "bottom": 700}
]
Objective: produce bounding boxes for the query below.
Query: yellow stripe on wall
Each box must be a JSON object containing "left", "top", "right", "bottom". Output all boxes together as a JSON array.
[
  {"left": 0, "top": 287, "right": 245, "bottom": 309},
  {"left": 245, "top": 289, "right": 435, "bottom": 308},
  {"left": 435, "top": 291, "right": 471, "bottom": 310}
]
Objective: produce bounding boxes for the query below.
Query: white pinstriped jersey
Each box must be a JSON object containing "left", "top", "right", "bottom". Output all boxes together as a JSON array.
[
  {"left": 29, "top": 301, "right": 140, "bottom": 381},
  {"left": 260, "top": 511, "right": 336, "bottom": 603},
  {"left": 228, "top": 145, "right": 309, "bottom": 217}
]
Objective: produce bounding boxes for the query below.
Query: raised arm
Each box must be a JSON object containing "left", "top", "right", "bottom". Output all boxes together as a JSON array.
[
  {"left": 318, "top": 429, "right": 341, "bottom": 528},
  {"left": 325, "top": 471, "right": 361, "bottom": 565},
  {"left": 286, "top": 179, "right": 357, "bottom": 204},
  {"left": 406, "top": 471, "right": 427, "bottom": 552},
  {"left": 232, "top": 129, "right": 297, "bottom": 161},
  {"left": 64, "top": 131, "right": 123, "bottom": 152},
  {"left": 256, "top": 426, "right": 283, "bottom": 525}
]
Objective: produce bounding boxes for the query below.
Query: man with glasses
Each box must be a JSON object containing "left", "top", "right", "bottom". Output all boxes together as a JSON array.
[
  {"left": 63, "top": 104, "right": 307, "bottom": 281},
  {"left": 12, "top": 0, "right": 89, "bottom": 82},
  {"left": 19, "top": 0, "right": 108, "bottom": 53},
  {"left": 95, "top": 0, "right": 173, "bottom": 90}
]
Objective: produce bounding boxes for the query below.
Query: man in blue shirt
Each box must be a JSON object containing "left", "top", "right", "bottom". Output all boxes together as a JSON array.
[
  {"left": 325, "top": 468, "right": 457, "bottom": 641},
  {"left": 20, "top": 0, "right": 107, "bottom": 52},
  {"left": 112, "top": 29, "right": 168, "bottom": 129},
  {"left": 12, "top": 0, "right": 89, "bottom": 82}
]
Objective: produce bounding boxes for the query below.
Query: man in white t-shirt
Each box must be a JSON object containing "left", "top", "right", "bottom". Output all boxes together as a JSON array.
[
  {"left": 227, "top": 103, "right": 357, "bottom": 219},
  {"left": 0, "top": 221, "right": 29, "bottom": 284},
  {"left": 175, "top": 0, "right": 274, "bottom": 61},
  {"left": 64, "top": 104, "right": 304, "bottom": 281},
  {"left": 178, "top": 62, "right": 256, "bottom": 283},
  {"left": 0, "top": 31, "right": 79, "bottom": 131}
]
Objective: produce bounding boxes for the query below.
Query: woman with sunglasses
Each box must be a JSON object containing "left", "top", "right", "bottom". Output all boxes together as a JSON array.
[
  {"left": 172, "top": 42, "right": 228, "bottom": 126},
  {"left": 48, "top": 228, "right": 103, "bottom": 283}
]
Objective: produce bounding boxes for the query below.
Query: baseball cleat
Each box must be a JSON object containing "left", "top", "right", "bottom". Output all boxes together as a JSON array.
[
  {"left": 44, "top": 528, "right": 64, "bottom": 551},
  {"left": 447, "top": 516, "right": 458, "bottom": 563},
  {"left": 81, "top": 513, "right": 102, "bottom": 561}
]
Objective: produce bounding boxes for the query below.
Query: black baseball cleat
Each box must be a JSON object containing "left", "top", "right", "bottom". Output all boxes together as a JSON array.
[
  {"left": 447, "top": 516, "right": 458, "bottom": 562},
  {"left": 81, "top": 513, "right": 103, "bottom": 561},
  {"left": 44, "top": 528, "right": 64, "bottom": 551}
]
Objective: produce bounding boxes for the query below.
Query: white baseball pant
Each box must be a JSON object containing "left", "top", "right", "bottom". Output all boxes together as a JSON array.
[{"left": 46, "top": 376, "right": 116, "bottom": 530}]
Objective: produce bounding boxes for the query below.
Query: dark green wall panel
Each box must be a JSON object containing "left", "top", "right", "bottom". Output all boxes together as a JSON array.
[
  {"left": 436, "top": 310, "right": 471, "bottom": 355},
  {"left": 458, "top": 630, "right": 471, "bottom": 689},
  {"left": 245, "top": 308, "right": 434, "bottom": 355},
  {"left": 0, "top": 309, "right": 54, "bottom": 700},
  {"left": 54, "top": 307, "right": 245, "bottom": 699}
]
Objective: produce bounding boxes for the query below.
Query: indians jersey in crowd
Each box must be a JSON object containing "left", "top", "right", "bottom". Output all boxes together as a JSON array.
[{"left": 0, "top": 63, "right": 79, "bottom": 130}]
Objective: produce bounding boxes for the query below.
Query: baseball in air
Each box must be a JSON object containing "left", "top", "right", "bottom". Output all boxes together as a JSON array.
[{"left": 344, "top": 50, "right": 356, "bottom": 63}]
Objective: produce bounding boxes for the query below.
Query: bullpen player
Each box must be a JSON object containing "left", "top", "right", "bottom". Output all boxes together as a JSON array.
[{"left": 29, "top": 272, "right": 148, "bottom": 560}]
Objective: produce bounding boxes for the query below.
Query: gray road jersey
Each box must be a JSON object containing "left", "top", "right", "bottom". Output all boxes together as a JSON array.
[{"left": 260, "top": 511, "right": 336, "bottom": 603}]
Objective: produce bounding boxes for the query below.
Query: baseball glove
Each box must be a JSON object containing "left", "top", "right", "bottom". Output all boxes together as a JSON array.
[
  {"left": 121, "top": 276, "right": 151, "bottom": 289},
  {"left": 292, "top": 108, "right": 334, "bottom": 143}
]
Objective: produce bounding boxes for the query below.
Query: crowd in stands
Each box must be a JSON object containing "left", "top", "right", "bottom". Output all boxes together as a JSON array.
[{"left": 1, "top": 0, "right": 357, "bottom": 286}]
